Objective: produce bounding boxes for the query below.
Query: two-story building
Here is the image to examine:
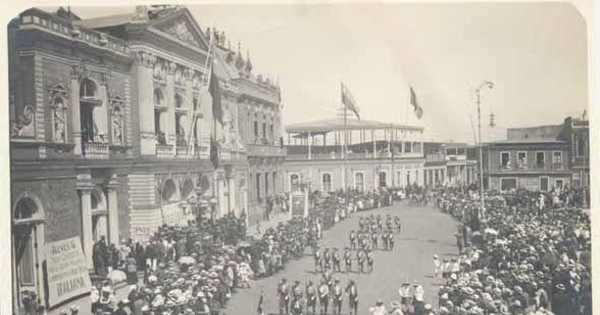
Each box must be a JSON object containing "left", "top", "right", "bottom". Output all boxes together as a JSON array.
[
  {"left": 423, "top": 142, "right": 477, "bottom": 187},
  {"left": 283, "top": 118, "right": 425, "bottom": 192},
  {"left": 481, "top": 139, "right": 571, "bottom": 191}
]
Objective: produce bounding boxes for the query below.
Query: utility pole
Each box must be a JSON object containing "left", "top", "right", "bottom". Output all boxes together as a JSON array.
[{"left": 475, "top": 81, "right": 493, "bottom": 219}]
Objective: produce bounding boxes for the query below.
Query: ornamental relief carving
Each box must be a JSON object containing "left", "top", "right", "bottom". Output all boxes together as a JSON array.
[
  {"left": 10, "top": 105, "right": 35, "bottom": 138},
  {"left": 135, "top": 51, "right": 156, "bottom": 68},
  {"left": 163, "top": 21, "right": 199, "bottom": 47},
  {"left": 153, "top": 58, "right": 167, "bottom": 82}
]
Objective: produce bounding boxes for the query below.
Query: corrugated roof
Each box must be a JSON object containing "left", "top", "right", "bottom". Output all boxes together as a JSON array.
[{"left": 286, "top": 118, "right": 424, "bottom": 133}]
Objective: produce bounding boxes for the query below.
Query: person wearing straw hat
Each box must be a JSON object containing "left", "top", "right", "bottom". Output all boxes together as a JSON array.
[
  {"left": 369, "top": 299, "right": 386, "bottom": 315},
  {"left": 389, "top": 301, "right": 404, "bottom": 315}
]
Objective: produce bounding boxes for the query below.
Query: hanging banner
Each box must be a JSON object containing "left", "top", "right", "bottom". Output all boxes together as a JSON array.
[{"left": 44, "top": 237, "right": 92, "bottom": 307}]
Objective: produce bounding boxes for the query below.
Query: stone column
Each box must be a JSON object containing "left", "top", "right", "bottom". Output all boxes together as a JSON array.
[
  {"left": 228, "top": 176, "right": 236, "bottom": 213},
  {"left": 308, "top": 132, "right": 312, "bottom": 160},
  {"left": 77, "top": 175, "right": 95, "bottom": 269},
  {"left": 135, "top": 51, "right": 157, "bottom": 155},
  {"left": 106, "top": 175, "right": 120, "bottom": 245},
  {"left": 372, "top": 129, "right": 377, "bottom": 158},
  {"left": 166, "top": 62, "right": 176, "bottom": 146},
  {"left": 70, "top": 69, "right": 82, "bottom": 155}
]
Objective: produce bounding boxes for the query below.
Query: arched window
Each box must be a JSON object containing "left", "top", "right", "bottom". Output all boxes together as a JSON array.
[
  {"left": 181, "top": 179, "right": 194, "bottom": 199},
  {"left": 13, "top": 196, "right": 44, "bottom": 290},
  {"left": 162, "top": 179, "right": 179, "bottom": 203},
  {"left": 355, "top": 172, "right": 364, "bottom": 191},
  {"left": 80, "top": 78, "right": 98, "bottom": 99},
  {"left": 379, "top": 171, "right": 387, "bottom": 188},
  {"left": 322, "top": 173, "right": 332, "bottom": 192}
]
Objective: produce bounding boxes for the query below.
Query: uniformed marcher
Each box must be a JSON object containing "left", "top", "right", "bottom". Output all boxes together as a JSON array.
[
  {"left": 291, "top": 280, "right": 304, "bottom": 315},
  {"left": 306, "top": 280, "right": 317, "bottom": 315},
  {"left": 324, "top": 248, "right": 332, "bottom": 271},
  {"left": 333, "top": 248, "right": 341, "bottom": 273},
  {"left": 278, "top": 278, "right": 290, "bottom": 315},
  {"left": 366, "top": 249, "right": 374, "bottom": 273},
  {"left": 371, "top": 232, "right": 378, "bottom": 250},
  {"left": 387, "top": 231, "right": 395, "bottom": 251},
  {"left": 344, "top": 248, "right": 352, "bottom": 273},
  {"left": 318, "top": 279, "right": 330, "bottom": 315},
  {"left": 349, "top": 230, "right": 357, "bottom": 250},
  {"left": 332, "top": 279, "right": 343, "bottom": 315},
  {"left": 357, "top": 250, "right": 365, "bottom": 274},
  {"left": 345, "top": 280, "right": 358, "bottom": 315},
  {"left": 314, "top": 248, "right": 322, "bottom": 272}
]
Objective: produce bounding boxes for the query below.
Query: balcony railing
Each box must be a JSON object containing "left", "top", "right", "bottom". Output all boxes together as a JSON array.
[
  {"left": 156, "top": 144, "right": 174, "bottom": 158},
  {"left": 247, "top": 144, "right": 286, "bottom": 157},
  {"left": 82, "top": 142, "right": 109, "bottom": 159},
  {"left": 493, "top": 162, "right": 566, "bottom": 172}
]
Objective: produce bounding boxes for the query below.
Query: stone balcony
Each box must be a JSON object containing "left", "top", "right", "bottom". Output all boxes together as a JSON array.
[
  {"left": 156, "top": 144, "right": 174, "bottom": 158},
  {"left": 82, "top": 142, "right": 109, "bottom": 159},
  {"left": 247, "top": 144, "right": 286, "bottom": 157}
]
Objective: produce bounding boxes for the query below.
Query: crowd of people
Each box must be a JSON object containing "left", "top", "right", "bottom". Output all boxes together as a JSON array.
[
  {"left": 429, "top": 188, "right": 591, "bottom": 315},
  {"left": 80, "top": 187, "right": 395, "bottom": 315}
]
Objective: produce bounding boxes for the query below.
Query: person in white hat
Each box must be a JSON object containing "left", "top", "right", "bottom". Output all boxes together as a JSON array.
[
  {"left": 389, "top": 301, "right": 404, "bottom": 315},
  {"left": 369, "top": 299, "right": 387, "bottom": 315}
]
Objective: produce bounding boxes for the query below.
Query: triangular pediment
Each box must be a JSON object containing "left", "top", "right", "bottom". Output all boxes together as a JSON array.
[{"left": 149, "top": 8, "right": 209, "bottom": 50}]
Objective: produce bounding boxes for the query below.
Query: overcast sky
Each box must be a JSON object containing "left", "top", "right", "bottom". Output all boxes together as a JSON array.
[{"left": 64, "top": 2, "right": 588, "bottom": 143}]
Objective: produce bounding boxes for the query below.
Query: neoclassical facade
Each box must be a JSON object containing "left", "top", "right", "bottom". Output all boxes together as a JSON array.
[
  {"left": 9, "top": 7, "right": 134, "bottom": 308},
  {"left": 8, "top": 6, "right": 257, "bottom": 311}
]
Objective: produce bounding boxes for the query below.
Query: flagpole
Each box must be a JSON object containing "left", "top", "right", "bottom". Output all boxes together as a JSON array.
[{"left": 343, "top": 83, "right": 349, "bottom": 205}]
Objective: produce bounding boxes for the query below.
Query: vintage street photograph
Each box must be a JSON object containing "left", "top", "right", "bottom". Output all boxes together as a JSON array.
[{"left": 4, "top": 2, "right": 593, "bottom": 315}]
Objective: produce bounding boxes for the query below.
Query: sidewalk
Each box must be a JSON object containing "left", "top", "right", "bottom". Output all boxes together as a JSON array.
[{"left": 247, "top": 211, "right": 290, "bottom": 238}]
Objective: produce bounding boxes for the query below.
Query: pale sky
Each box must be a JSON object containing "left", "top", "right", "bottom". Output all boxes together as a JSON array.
[{"left": 58, "top": 2, "right": 588, "bottom": 143}]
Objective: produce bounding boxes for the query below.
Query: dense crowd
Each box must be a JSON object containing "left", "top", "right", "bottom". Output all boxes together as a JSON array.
[
  {"left": 429, "top": 188, "right": 591, "bottom": 315},
  {"left": 81, "top": 187, "right": 394, "bottom": 315}
]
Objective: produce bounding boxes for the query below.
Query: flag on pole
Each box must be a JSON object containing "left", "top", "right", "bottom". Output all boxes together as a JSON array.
[
  {"left": 341, "top": 82, "right": 360, "bottom": 119},
  {"left": 410, "top": 86, "right": 423, "bottom": 119},
  {"left": 257, "top": 291, "right": 264, "bottom": 315},
  {"left": 210, "top": 136, "right": 219, "bottom": 169},
  {"left": 210, "top": 69, "right": 223, "bottom": 124}
]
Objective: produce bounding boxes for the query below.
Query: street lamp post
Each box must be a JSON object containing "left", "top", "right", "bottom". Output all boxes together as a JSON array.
[{"left": 475, "top": 81, "right": 493, "bottom": 219}]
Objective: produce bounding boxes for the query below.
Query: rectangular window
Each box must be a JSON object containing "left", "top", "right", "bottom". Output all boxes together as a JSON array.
[
  {"left": 553, "top": 151, "right": 562, "bottom": 164},
  {"left": 404, "top": 142, "right": 412, "bottom": 153},
  {"left": 379, "top": 172, "right": 387, "bottom": 188},
  {"left": 517, "top": 152, "right": 527, "bottom": 168},
  {"left": 500, "top": 178, "right": 517, "bottom": 191},
  {"left": 262, "top": 123, "right": 267, "bottom": 138},
  {"left": 540, "top": 177, "right": 549, "bottom": 192},
  {"left": 253, "top": 121, "right": 258, "bottom": 137},
  {"left": 413, "top": 142, "right": 422, "bottom": 153},
  {"left": 446, "top": 148, "right": 457, "bottom": 155},
  {"left": 256, "top": 174, "right": 261, "bottom": 201},
  {"left": 322, "top": 173, "right": 332, "bottom": 192},
  {"left": 457, "top": 148, "right": 466, "bottom": 155},
  {"left": 406, "top": 170, "right": 411, "bottom": 184},
  {"left": 355, "top": 172, "right": 364, "bottom": 190},
  {"left": 536, "top": 152, "right": 545, "bottom": 165},
  {"left": 501, "top": 152, "right": 510, "bottom": 167},
  {"left": 555, "top": 179, "right": 564, "bottom": 190}
]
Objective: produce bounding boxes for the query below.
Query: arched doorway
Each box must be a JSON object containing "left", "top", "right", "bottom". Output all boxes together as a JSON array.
[{"left": 12, "top": 193, "right": 45, "bottom": 311}]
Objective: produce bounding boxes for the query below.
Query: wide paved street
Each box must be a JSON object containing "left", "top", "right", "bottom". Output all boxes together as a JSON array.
[{"left": 224, "top": 202, "right": 459, "bottom": 315}]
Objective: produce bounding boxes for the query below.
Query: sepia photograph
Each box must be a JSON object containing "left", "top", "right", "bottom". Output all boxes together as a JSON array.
[{"left": 2, "top": 1, "right": 595, "bottom": 315}]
